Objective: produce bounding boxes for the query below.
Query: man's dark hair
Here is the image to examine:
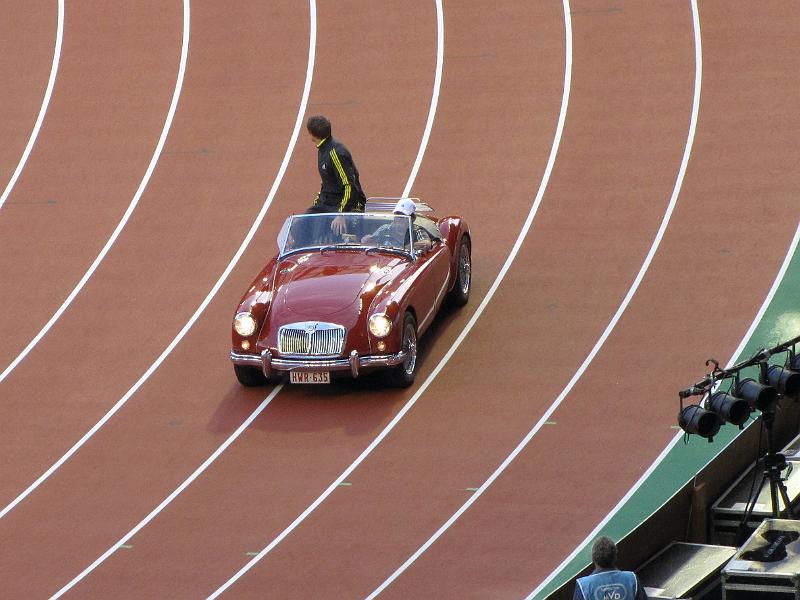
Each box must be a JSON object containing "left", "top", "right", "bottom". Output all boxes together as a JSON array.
[
  {"left": 307, "top": 115, "right": 331, "bottom": 139},
  {"left": 591, "top": 536, "right": 617, "bottom": 569}
]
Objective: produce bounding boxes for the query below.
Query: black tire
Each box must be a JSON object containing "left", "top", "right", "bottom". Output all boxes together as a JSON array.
[
  {"left": 448, "top": 236, "right": 471, "bottom": 307},
  {"left": 386, "top": 312, "right": 418, "bottom": 388},
  {"left": 234, "top": 364, "right": 268, "bottom": 387}
]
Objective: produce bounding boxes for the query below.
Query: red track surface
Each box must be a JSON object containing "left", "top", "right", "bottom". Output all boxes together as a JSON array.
[
  {"left": 1, "top": 1, "right": 799, "bottom": 599},
  {"left": 0, "top": 3, "right": 56, "bottom": 192}
]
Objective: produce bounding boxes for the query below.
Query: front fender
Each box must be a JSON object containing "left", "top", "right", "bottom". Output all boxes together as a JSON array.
[
  {"left": 231, "top": 257, "right": 278, "bottom": 350},
  {"left": 367, "top": 269, "right": 420, "bottom": 354}
]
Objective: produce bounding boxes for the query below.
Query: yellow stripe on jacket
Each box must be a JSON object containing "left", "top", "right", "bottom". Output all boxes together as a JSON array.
[{"left": 330, "top": 149, "right": 351, "bottom": 211}]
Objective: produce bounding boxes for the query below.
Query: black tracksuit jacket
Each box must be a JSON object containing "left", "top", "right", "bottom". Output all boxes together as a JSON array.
[{"left": 314, "top": 136, "right": 366, "bottom": 212}]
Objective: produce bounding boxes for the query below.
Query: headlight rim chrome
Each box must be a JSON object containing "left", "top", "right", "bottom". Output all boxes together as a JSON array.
[
  {"left": 369, "top": 313, "right": 393, "bottom": 338},
  {"left": 234, "top": 311, "right": 258, "bottom": 337}
]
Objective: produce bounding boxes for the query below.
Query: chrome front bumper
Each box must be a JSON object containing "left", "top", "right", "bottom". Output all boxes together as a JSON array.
[{"left": 230, "top": 348, "right": 407, "bottom": 379}]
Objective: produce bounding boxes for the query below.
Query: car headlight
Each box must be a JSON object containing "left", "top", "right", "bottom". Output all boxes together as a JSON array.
[
  {"left": 369, "top": 314, "right": 392, "bottom": 338},
  {"left": 233, "top": 312, "right": 257, "bottom": 337}
]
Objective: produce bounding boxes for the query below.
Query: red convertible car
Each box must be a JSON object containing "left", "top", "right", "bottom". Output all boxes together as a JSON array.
[{"left": 229, "top": 198, "right": 471, "bottom": 387}]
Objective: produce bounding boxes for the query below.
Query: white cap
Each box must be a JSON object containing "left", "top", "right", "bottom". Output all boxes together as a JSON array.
[{"left": 393, "top": 198, "right": 416, "bottom": 216}]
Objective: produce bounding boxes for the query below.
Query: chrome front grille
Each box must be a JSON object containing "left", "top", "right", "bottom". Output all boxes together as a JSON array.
[{"left": 277, "top": 322, "right": 346, "bottom": 356}]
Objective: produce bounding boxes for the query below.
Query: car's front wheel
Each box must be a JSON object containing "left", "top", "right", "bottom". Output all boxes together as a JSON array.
[
  {"left": 234, "top": 364, "right": 268, "bottom": 387},
  {"left": 386, "top": 312, "right": 418, "bottom": 388}
]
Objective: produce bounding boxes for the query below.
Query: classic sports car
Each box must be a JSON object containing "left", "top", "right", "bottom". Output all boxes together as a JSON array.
[{"left": 229, "top": 198, "right": 471, "bottom": 387}]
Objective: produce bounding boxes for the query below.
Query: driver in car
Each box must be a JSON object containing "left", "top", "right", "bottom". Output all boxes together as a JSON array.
[{"left": 361, "top": 199, "right": 432, "bottom": 251}]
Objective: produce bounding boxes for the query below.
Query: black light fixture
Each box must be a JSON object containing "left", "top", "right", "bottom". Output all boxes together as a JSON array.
[
  {"left": 708, "top": 391, "right": 752, "bottom": 427},
  {"left": 735, "top": 377, "right": 778, "bottom": 412},
  {"left": 766, "top": 364, "right": 800, "bottom": 399},
  {"left": 678, "top": 404, "right": 721, "bottom": 441},
  {"left": 677, "top": 336, "right": 800, "bottom": 442}
]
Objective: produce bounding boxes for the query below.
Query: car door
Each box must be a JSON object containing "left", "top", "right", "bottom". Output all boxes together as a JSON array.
[{"left": 407, "top": 226, "right": 451, "bottom": 334}]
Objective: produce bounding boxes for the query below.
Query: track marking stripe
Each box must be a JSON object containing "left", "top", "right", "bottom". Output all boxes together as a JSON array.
[
  {"left": 2, "top": 0, "right": 300, "bottom": 521},
  {"left": 371, "top": 0, "right": 702, "bottom": 596},
  {"left": 525, "top": 5, "right": 705, "bottom": 594},
  {"left": 0, "top": 0, "right": 186, "bottom": 385},
  {"left": 50, "top": 386, "right": 285, "bottom": 599},
  {"left": 0, "top": 0, "right": 64, "bottom": 211},
  {"left": 401, "top": 0, "right": 443, "bottom": 199},
  {"left": 206, "top": 0, "right": 571, "bottom": 595},
  {"left": 58, "top": 1, "right": 438, "bottom": 595},
  {"left": 530, "top": 220, "right": 800, "bottom": 598},
  {"left": 0, "top": 0, "right": 191, "bottom": 517},
  {"left": 46, "top": 1, "right": 317, "bottom": 594}
]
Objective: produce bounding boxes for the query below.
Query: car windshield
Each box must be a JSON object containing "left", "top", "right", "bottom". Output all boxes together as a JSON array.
[{"left": 278, "top": 213, "right": 413, "bottom": 256}]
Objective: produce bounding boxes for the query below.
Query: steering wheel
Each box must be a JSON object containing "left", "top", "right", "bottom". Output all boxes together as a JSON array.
[{"left": 378, "top": 233, "right": 399, "bottom": 246}]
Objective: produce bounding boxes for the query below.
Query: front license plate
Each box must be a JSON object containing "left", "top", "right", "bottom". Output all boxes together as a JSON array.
[{"left": 290, "top": 371, "right": 330, "bottom": 384}]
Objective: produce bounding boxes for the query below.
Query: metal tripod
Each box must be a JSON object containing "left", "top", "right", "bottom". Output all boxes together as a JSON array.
[{"left": 738, "top": 410, "right": 795, "bottom": 544}]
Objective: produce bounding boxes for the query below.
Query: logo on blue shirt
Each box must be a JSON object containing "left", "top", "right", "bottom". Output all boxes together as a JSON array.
[{"left": 593, "top": 583, "right": 628, "bottom": 600}]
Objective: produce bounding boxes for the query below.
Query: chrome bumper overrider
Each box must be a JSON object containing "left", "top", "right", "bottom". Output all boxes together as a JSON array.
[{"left": 230, "top": 348, "right": 407, "bottom": 379}]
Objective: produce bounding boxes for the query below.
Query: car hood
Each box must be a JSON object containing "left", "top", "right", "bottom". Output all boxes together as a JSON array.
[{"left": 269, "top": 251, "right": 406, "bottom": 322}]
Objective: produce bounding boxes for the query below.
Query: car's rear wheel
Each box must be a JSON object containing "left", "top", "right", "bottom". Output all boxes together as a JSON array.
[
  {"left": 387, "top": 312, "right": 418, "bottom": 388},
  {"left": 234, "top": 364, "right": 268, "bottom": 387},
  {"left": 448, "top": 236, "right": 471, "bottom": 306}
]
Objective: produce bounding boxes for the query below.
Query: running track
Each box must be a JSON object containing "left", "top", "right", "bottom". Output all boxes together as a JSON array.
[{"left": 1, "top": 1, "right": 799, "bottom": 598}]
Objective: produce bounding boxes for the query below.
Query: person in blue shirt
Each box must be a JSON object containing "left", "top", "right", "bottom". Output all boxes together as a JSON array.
[{"left": 573, "top": 537, "right": 647, "bottom": 600}]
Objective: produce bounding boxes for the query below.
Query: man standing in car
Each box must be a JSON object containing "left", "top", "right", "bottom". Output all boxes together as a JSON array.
[{"left": 306, "top": 115, "right": 366, "bottom": 234}]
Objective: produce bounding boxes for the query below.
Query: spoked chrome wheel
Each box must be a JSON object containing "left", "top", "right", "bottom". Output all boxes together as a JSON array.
[
  {"left": 401, "top": 319, "right": 418, "bottom": 377},
  {"left": 458, "top": 242, "right": 471, "bottom": 296},
  {"left": 388, "top": 312, "right": 418, "bottom": 388},
  {"left": 448, "top": 237, "right": 471, "bottom": 306}
]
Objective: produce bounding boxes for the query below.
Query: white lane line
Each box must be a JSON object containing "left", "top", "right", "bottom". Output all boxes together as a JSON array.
[
  {"left": 0, "top": 0, "right": 64, "bottom": 211},
  {"left": 0, "top": 0, "right": 190, "bottom": 514},
  {"left": 401, "top": 0, "right": 443, "bottom": 198},
  {"left": 46, "top": 0, "right": 318, "bottom": 591},
  {"left": 208, "top": 0, "right": 571, "bottom": 595},
  {"left": 0, "top": 0, "right": 187, "bottom": 385},
  {"left": 57, "top": 2, "right": 440, "bottom": 595},
  {"left": 529, "top": 218, "right": 800, "bottom": 599},
  {"left": 50, "top": 385, "right": 285, "bottom": 599},
  {"left": 371, "top": 1, "right": 700, "bottom": 596},
  {"left": 2, "top": 0, "right": 310, "bottom": 521},
  {"left": 0, "top": 0, "right": 296, "bottom": 521}
]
